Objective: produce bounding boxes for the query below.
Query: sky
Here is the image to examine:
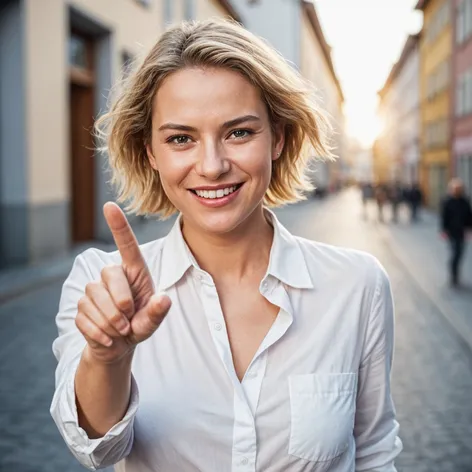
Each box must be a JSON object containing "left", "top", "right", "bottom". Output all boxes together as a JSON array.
[{"left": 314, "top": 0, "right": 423, "bottom": 146}]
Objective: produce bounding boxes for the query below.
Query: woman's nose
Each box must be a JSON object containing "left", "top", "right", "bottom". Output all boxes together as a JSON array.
[{"left": 195, "top": 142, "right": 230, "bottom": 179}]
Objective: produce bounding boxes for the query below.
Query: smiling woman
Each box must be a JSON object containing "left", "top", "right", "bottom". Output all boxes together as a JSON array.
[
  {"left": 51, "top": 17, "right": 402, "bottom": 472},
  {"left": 96, "top": 19, "right": 332, "bottom": 221}
]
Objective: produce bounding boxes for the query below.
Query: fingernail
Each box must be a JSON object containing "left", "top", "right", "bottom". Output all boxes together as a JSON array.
[
  {"left": 105, "top": 338, "right": 113, "bottom": 347},
  {"left": 118, "top": 321, "right": 130, "bottom": 335}
]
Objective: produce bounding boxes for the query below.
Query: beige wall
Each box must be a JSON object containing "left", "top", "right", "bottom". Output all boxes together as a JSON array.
[
  {"left": 25, "top": 0, "right": 68, "bottom": 205},
  {"left": 25, "top": 0, "right": 164, "bottom": 205}
]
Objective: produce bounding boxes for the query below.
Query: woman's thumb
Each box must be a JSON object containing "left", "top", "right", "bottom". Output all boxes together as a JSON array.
[{"left": 131, "top": 293, "right": 171, "bottom": 343}]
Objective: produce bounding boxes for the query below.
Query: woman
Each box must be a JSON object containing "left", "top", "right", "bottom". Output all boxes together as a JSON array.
[{"left": 51, "top": 18, "right": 402, "bottom": 472}]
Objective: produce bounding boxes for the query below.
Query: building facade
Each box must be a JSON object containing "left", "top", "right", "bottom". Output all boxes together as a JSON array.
[
  {"left": 417, "top": 0, "right": 453, "bottom": 210},
  {"left": 453, "top": 0, "right": 472, "bottom": 194},
  {"left": 299, "top": 1, "right": 345, "bottom": 193},
  {"left": 0, "top": 0, "right": 238, "bottom": 267},
  {"left": 232, "top": 0, "right": 345, "bottom": 194},
  {"left": 376, "top": 34, "right": 421, "bottom": 187}
]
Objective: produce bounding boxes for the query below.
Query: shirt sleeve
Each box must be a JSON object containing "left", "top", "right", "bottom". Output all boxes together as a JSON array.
[
  {"left": 354, "top": 260, "right": 403, "bottom": 471},
  {"left": 49, "top": 251, "right": 139, "bottom": 471}
]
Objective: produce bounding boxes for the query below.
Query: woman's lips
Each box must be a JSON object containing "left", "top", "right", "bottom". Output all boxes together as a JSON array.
[{"left": 189, "top": 183, "right": 243, "bottom": 208}]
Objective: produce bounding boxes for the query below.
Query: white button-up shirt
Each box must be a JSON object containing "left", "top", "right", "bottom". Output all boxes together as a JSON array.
[{"left": 50, "top": 211, "right": 402, "bottom": 472}]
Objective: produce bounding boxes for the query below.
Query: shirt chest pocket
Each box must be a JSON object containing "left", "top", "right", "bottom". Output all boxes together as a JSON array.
[{"left": 288, "top": 373, "right": 358, "bottom": 462}]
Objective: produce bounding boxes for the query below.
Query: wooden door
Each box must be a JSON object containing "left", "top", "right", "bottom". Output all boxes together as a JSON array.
[
  {"left": 70, "top": 82, "right": 95, "bottom": 241},
  {"left": 69, "top": 31, "right": 95, "bottom": 242}
]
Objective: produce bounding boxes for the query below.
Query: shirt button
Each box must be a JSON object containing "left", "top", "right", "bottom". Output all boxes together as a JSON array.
[
  {"left": 214, "top": 322, "right": 222, "bottom": 331},
  {"left": 240, "top": 457, "right": 248, "bottom": 465},
  {"left": 261, "top": 281, "right": 268, "bottom": 290}
]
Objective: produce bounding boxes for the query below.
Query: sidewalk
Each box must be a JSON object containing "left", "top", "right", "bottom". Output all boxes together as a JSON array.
[
  {"left": 0, "top": 216, "right": 176, "bottom": 303},
  {"left": 376, "top": 204, "right": 472, "bottom": 351}
]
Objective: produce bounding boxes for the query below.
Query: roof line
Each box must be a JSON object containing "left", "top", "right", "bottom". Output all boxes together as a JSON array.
[
  {"left": 378, "top": 33, "right": 420, "bottom": 98},
  {"left": 415, "top": 0, "right": 430, "bottom": 11}
]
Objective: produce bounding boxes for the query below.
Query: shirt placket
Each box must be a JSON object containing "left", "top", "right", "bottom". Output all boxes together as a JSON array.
[{"left": 197, "top": 273, "right": 294, "bottom": 472}]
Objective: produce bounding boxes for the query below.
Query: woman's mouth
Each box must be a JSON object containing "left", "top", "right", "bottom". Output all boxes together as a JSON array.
[{"left": 189, "top": 183, "right": 244, "bottom": 207}]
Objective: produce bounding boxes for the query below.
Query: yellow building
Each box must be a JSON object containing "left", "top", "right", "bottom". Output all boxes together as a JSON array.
[
  {"left": 0, "top": 0, "right": 239, "bottom": 267},
  {"left": 416, "top": 0, "right": 453, "bottom": 210}
]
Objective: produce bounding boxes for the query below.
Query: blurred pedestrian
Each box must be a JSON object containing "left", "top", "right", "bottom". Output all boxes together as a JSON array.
[
  {"left": 375, "top": 183, "right": 388, "bottom": 222},
  {"left": 441, "top": 178, "right": 472, "bottom": 287},
  {"left": 49, "top": 18, "right": 402, "bottom": 472},
  {"left": 360, "top": 181, "right": 373, "bottom": 219},
  {"left": 389, "top": 181, "right": 403, "bottom": 223},
  {"left": 407, "top": 183, "right": 422, "bottom": 222}
]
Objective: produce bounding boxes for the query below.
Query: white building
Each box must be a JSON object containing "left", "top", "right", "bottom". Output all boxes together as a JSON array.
[
  {"left": 233, "top": 0, "right": 345, "bottom": 193},
  {"left": 377, "top": 34, "right": 421, "bottom": 185}
]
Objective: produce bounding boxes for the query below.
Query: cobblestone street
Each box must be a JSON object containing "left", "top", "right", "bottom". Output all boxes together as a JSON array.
[{"left": 1, "top": 188, "right": 472, "bottom": 471}]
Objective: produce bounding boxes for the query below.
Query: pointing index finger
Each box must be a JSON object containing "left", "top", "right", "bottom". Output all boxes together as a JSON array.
[{"left": 103, "top": 202, "right": 145, "bottom": 270}]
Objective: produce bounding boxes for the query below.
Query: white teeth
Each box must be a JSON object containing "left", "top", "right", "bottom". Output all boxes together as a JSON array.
[{"left": 194, "top": 186, "right": 238, "bottom": 199}]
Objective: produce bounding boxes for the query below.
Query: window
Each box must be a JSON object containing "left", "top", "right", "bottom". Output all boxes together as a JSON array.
[
  {"left": 121, "top": 51, "right": 134, "bottom": 79},
  {"left": 457, "top": 67, "right": 472, "bottom": 116},
  {"left": 426, "top": 119, "right": 449, "bottom": 149},
  {"left": 427, "top": 2, "right": 451, "bottom": 44},
  {"left": 457, "top": 0, "right": 472, "bottom": 44},
  {"left": 457, "top": 155, "right": 472, "bottom": 195},
  {"left": 457, "top": 0, "right": 465, "bottom": 44},
  {"left": 69, "top": 34, "right": 88, "bottom": 69},
  {"left": 466, "top": 70, "right": 472, "bottom": 114},
  {"left": 466, "top": 0, "right": 472, "bottom": 40},
  {"left": 427, "top": 60, "right": 450, "bottom": 100},
  {"left": 457, "top": 74, "right": 465, "bottom": 116},
  {"left": 164, "top": 0, "right": 173, "bottom": 24},
  {"left": 184, "top": 0, "right": 195, "bottom": 20}
]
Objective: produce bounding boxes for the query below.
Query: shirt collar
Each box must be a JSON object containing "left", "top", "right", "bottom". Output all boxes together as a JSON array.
[
  {"left": 263, "top": 209, "right": 314, "bottom": 289},
  {"left": 158, "top": 209, "right": 313, "bottom": 291}
]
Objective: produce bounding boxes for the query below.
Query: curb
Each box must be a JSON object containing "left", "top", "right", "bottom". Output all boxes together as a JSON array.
[
  {"left": 378, "top": 226, "right": 472, "bottom": 355},
  {"left": 0, "top": 256, "right": 78, "bottom": 304}
]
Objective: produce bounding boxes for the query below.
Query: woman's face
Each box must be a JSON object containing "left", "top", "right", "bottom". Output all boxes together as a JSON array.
[{"left": 147, "top": 66, "right": 284, "bottom": 235}]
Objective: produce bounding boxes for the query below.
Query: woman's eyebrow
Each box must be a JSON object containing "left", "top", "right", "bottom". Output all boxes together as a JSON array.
[
  {"left": 158, "top": 123, "right": 197, "bottom": 132},
  {"left": 157, "top": 115, "right": 261, "bottom": 133},
  {"left": 221, "top": 115, "right": 261, "bottom": 129}
]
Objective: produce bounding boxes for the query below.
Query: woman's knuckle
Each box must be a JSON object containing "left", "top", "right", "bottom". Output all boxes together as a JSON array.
[
  {"left": 75, "top": 313, "right": 83, "bottom": 331},
  {"left": 77, "top": 296, "right": 87, "bottom": 311},
  {"left": 85, "top": 281, "right": 99, "bottom": 296},
  {"left": 109, "top": 310, "right": 124, "bottom": 325},
  {"left": 117, "top": 297, "right": 133, "bottom": 313},
  {"left": 101, "top": 264, "right": 120, "bottom": 280}
]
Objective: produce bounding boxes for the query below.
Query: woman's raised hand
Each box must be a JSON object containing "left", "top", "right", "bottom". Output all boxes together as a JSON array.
[{"left": 75, "top": 202, "right": 171, "bottom": 364}]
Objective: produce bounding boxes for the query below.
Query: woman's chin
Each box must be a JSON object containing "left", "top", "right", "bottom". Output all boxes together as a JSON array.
[{"left": 183, "top": 209, "right": 249, "bottom": 236}]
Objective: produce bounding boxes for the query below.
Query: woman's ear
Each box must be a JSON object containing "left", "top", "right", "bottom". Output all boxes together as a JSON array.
[
  {"left": 146, "top": 143, "right": 158, "bottom": 171},
  {"left": 272, "top": 122, "right": 286, "bottom": 161}
]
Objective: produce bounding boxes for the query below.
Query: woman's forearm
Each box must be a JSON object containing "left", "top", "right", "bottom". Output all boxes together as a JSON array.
[{"left": 75, "top": 346, "right": 134, "bottom": 439}]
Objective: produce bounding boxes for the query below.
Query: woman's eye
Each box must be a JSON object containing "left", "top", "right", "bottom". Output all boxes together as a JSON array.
[
  {"left": 168, "top": 135, "right": 190, "bottom": 145},
  {"left": 230, "top": 129, "right": 252, "bottom": 139}
]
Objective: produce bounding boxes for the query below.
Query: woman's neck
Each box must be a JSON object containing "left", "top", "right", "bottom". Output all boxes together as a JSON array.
[{"left": 181, "top": 206, "right": 274, "bottom": 283}]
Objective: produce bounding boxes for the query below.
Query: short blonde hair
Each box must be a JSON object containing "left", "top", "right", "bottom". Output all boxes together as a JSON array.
[{"left": 96, "top": 18, "right": 333, "bottom": 218}]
